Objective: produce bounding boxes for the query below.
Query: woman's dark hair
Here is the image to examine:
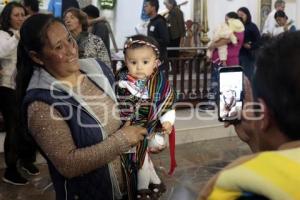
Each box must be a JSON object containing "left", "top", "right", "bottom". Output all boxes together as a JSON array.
[
  {"left": 274, "top": 10, "right": 288, "bottom": 19},
  {"left": 16, "top": 14, "right": 62, "bottom": 106},
  {"left": 63, "top": 7, "right": 88, "bottom": 32},
  {"left": 253, "top": 31, "right": 300, "bottom": 140},
  {"left": 23, "top": 0, "right": 39, "bottom": 13},
  {"left": 226, "top": 11, "right": 240, "bottom": 20},
  {"left": 0, "top": 2, "right": 26, "bottom": 36},
  {"left": 123, "top": 34, "right": 160, "bottom": 58},
  {"left": 82, "top": 5, "right": 100, "bottom": 18},
  {"left": 166, "top": 0, "right": 177, "bottom": 7},
  {"left": 145, "top": 0, "right": 159, "bottom": 13},
  {"left": 238, "top": 7, "right": 252, "bottom": 24}
]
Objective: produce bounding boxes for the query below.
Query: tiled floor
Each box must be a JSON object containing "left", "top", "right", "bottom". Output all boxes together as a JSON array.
[{"left": 0, "top": 137, "right": 251, "bottom": 200}]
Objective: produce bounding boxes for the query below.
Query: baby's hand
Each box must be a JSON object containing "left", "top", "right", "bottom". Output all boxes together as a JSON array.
[{"left": 162, "top": 122, "right": 172, "bottom": 135}]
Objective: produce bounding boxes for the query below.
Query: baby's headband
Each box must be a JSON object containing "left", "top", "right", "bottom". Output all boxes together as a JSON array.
[{"left": 124, "top": 38, "right": 160, "bottom": 57}]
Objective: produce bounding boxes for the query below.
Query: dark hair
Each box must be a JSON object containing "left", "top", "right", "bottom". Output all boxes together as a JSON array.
[
  {"left": 16, "top": 14, "right": 62, "bottom": 106},
  {"left": 226, "top": 11, "right": 240, "bottom": 20},
  {"left": 238, "top": 7, "right": 252, "bottom": 24},
  {"left": 0, "top": 2, "right": 26, "bottom": 36},
  {"left": 253, "top": 31, "right": 300, "bottom": 140},
  {"left": 145, "top": 0, "right": 159, "bottom": 13},
  {"left": 23, "top": 0, "right": 39, "bottom": 13},
  {"left": 274, "top": 10, "right": 287, "bottom": 19},
  {"left": 82, "top": 5, "right": 100, "bottom": 18},
  {"left": 123, "top": 34, "right": 160, "bottom": 58},
  {"left": 63, "top": 8, "right": 88, "bottom": 32},
  {"left": 166, "top": 0, "right": 177, "bottom": 6}
]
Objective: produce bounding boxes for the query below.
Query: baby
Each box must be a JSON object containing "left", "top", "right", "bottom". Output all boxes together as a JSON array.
[
  {"left": 116, "top": 34, "right": 176, "bottom": 199},
  {"left": 219, "top": 89, "right": 238, "bottom": 119},
  {"left": 207, "top": 18, "right": 244, "bottom": 65}
]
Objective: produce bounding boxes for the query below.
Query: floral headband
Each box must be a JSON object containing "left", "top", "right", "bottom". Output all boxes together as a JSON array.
[{"left": 124, "top": 38, "right": 160, "bottom": 57}]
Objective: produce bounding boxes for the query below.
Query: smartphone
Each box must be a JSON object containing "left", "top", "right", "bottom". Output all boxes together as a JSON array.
[{"left": 218, "top": 67, "right": 243, "bottom": 122}]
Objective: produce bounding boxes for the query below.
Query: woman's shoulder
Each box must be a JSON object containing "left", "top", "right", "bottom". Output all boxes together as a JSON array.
[
  {"left": 89, "top": 33, "right": 104, "bottom": 43},
  {"left": 79, "top": 58, "right": 115, "bottom": 86},
  {"left": 0, "top": 30, "right": 11, "bottom": 37}
]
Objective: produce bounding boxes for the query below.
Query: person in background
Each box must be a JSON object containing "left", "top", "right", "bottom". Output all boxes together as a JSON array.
[
  {"left": 238, "top": 7, "right": 261, "bottom": 80},
  {"left": 262, "top": 0, "right": 285, "bottom": 36},
  {"left": 199, "top": 31, "right": 300, "bottom": 200},
  {"left": 208, "top": 12, "right": 244, "bottom": 98},
  {"left": 64, "top": 8, "right": 111, "bottom": 67},
  {"left": 144, "top": 0, "right": 169, "bottom": 73},
  {"left": 48, "top": 0, "right": 79, "bottom": 18},
  {"left": 16, "top": 13, "right": 147, "bottom": 200},
  {"left": 82, "top": 4, "right": 111, "bottom": 57},
  {"left": 21, "top": 0, "right": 39, "bottom": 16},
  {"left": 272, "top": 10, "right": 296, "bottom": 36},
  {"left": 0, "top": 2, "right": 38, "bottom": 186},
  {"left": 163, "top": 0, "right": 185, "bottom": 58},
  {"left": 207, "top": 17, "right": 244, "bottom": 66}
]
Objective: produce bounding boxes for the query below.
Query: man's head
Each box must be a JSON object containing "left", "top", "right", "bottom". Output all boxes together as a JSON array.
[
  {"left": 22, "top": 0, "right": 39, "bottom": 15},
  {"left": 144, "top": 0, "right": 159, "bottom": 17},
  {"left": 274, "top": 0, "right": 285, "bottom": 11},
  {"left": 242, "top": 31, "right": 300, "bottom": 151},
  {"left": 274, "top": 10, "right": 288, "bottom": 26},
  {"left": 163, "top": 0, "right": 177, "bottom": 10},
  {"left": 82, "top": 5, "right": 100, "bottom": 20}
]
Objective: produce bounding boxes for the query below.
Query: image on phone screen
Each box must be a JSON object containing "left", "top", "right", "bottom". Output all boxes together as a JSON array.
[{"left": 218, "top": 67, "right": 243, "bottom": 121}]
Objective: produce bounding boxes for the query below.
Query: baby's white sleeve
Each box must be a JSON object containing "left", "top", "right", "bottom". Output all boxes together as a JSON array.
[{"left": 160, "top": 109, "right": 176, "bottom": 125}]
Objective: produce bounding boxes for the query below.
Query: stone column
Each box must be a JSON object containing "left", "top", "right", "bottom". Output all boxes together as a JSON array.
[
  {"left": 200, "top": 0, "right": 210, "bottom": 46},
  {"left": 296, "top": 0, "right": 300, "bottom": 28}
]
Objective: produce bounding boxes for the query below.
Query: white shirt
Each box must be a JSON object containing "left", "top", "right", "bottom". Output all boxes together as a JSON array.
[
  {"left": 0, "top": 29, "right": 19, "bottom": 89},
  {"left": 262, "top": 9, "right": 277, "bottom": 35}
]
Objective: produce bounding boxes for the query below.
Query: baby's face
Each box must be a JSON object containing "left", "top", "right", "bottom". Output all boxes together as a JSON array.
[{"left": 125, "top": 47, "right": 158, "bottom": 80}]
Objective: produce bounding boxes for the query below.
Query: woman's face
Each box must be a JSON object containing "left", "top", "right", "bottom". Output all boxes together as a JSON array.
[
  {"left": 64, "top": 12, "right": 82, "bottom": 33},
  {"left": 10, "top": 6, "right": 26, "bottom": 30},
  {"left": 238, "top": 11, "right": 247, "bottom": 23},
  {"left": 40, "top": 22, "right": 80, "bottom": 80},
  {"left": 276, "top": 17, "right": 287, "bottom": 26}
]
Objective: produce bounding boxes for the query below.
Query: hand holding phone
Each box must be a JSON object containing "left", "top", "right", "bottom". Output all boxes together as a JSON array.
[{"left": 218, "top": 67, "right": 244, "bottom": 122}]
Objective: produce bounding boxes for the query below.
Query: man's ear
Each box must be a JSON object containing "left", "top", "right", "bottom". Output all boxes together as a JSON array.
[
  {"left": 29, "top": 51, "right": 44, "bottom": 66},
  {"left": 257, "top": 98, "right": 271, "bottom": 131}
]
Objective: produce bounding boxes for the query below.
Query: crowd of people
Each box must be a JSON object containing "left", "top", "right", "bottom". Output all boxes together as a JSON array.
[{"left": 0, "top": 0, "right": 299, "bottom": 199}]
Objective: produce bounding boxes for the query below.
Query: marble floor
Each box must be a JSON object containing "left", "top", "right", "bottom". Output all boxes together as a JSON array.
[{"left": 0, "top": 137, "right": 251, "bottom": 200}]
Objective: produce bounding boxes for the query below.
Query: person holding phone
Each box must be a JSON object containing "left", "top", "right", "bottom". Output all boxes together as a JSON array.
[{"left": 199, "top": 31, "right": 300, "bottom": 200}]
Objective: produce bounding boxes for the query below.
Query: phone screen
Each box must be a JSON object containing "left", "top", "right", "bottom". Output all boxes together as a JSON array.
[{"left": 218, "top": 67, "right": 243, "bottom": 122}]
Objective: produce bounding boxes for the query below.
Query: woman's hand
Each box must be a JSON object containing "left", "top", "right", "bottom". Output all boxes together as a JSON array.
[
  {"left": 221, "top": 60, "right": 227, "bottom": 66},
  {"left": 208, "top": 43, "right": 216, "bottom": 50},
  {"left": 120, "top": 121, "right": 147, "bottom": 146},
  {"left": 243, "top": 43, "right": 251, "bottom": 49}
]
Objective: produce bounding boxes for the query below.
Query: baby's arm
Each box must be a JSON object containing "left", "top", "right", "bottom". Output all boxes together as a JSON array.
[
  {"left": 229, "top": 33, "right": 237, "bottom": 45},
  {"left": 160, "top": 110, "right": 176, "bottom": 134}
]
